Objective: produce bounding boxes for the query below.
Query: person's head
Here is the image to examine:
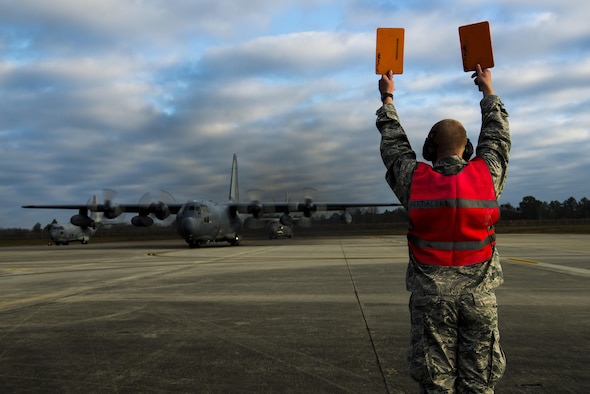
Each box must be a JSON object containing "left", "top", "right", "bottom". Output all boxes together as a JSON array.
[{"left": 422, "top": 119, "right": 473, "bottom": 162}]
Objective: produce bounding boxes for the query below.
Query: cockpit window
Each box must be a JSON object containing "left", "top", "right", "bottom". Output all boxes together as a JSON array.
[{"left": 180, "top": 203, "right": 204, "bottom": 215}]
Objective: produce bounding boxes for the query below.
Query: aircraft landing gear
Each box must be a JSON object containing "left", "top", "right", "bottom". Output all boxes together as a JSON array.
[
  {"left": 230, "top": 234, "right": 240, "bottom": 246},
  {"left": 188, "top": 239, "right": 202, "bottom": 248}
]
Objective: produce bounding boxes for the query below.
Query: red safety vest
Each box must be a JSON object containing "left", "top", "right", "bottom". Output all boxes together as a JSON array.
[{"left": 408, "top": 157, "right": 499, "bottom": 266}]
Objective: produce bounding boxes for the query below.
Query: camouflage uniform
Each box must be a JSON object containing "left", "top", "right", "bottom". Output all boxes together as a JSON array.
[{"left": 376, "top": 95, "right": 511, "bottom": 393}]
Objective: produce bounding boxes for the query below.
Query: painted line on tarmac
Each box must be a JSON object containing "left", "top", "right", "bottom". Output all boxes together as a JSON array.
[
  {"left": 507, "top": 258, "right": 590, "bottom": 278},
  {"left": 0, "top": 268, "right": 32, "bottom": 276},
  {"left": 508, "top": 258, "right": 540, "bottom": 265}
]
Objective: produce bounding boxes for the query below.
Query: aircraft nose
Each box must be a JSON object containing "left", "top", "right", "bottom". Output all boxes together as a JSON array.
[{"left": 179, "top": 217, "right": 199, "bottom": 236}]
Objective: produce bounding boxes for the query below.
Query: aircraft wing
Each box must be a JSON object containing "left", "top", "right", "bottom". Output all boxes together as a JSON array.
[
  {"left": 22, "top": 203, "right": 185, "bottom": 214},
  {"left": 230, "top": 201, "right": 401, "bottom": 217},
  {"left": 23, "top": 200, "right": 401, "bottom": 218},
  {"left": 23, "top": 201, "right": 187, "bottom": 227},
  {"left": 22, "top": 201, "right": 183, "bottom": 226},
  {"left": 22, "top": 204, "right": 91, "bottom": 210},
  {"left": 24, "top": 198, "right": 401, "bottom": 229}
]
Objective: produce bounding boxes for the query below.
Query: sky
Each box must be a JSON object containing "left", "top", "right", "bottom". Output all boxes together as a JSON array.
[{"left": 1, "top": 0, "right": 589, "bottom": 229}]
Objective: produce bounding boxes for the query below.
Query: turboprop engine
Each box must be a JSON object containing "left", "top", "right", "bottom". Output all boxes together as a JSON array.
[
  {"left": 245, "top": 189, "right": 268, "bottom": 219},
  {"left": 131, "top": 215, "right": 154, "bottom": 227},
  {"left": 131, "top": 191, "right": 176, "bottom": 227},
  {"left": 70, "top": 214, "right": 95, "bottom": 228},
  {"left": 340, "top": 211, "right": 353, "bottom": 225},
  {"left": 149, "top": 201, "right": 171, "bottom": 221},
  {"left": 248, "top": 202, "right": 265, "bottom": 219}
]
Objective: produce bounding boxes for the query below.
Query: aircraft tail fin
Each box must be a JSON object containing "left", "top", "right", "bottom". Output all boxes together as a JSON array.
[{"left": 229, "top": 154, "right": 239, "bottom": 202}]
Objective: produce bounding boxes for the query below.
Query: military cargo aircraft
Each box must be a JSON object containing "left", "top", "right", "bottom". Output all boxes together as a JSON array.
[
  {"left": 265, "top": 219, "right": 294, "bottom": 239},
  {"left": 47, "top": 221, "right": 97, "bottom": 245},
  {"left": 45, "top": 196, "right": 101, "bottom": 245},
  {"left": 23, "top": 155, "right": 400, "bottom": 248}
]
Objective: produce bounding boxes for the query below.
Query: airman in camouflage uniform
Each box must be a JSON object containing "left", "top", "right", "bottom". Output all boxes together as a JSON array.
[{"left": 376, "top": 65, "right": 510, "bottom": 393}]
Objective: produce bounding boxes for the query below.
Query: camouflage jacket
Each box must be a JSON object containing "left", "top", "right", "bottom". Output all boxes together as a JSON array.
[{"left": 376, "top": 95, "right": 511, "bottom": 295}]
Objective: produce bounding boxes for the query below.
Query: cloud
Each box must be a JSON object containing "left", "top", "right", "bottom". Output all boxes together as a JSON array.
[
  {"left": 198, "top": 31, "right": 372, "bottom": 78},
  {"left": 1, "top": 0, "right": 589, "bottom": 229}
]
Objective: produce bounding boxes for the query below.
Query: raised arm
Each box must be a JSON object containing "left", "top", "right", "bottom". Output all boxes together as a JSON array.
[
  {"left": 472, "top": 65, "right": 511, "bottom": 198},
  {"left": 376, "top": 71, "right": 416, "bottom": 208}
]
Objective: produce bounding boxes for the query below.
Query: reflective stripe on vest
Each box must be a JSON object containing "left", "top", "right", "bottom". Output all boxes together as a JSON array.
[{"left": 408, "top": 157, "right": 499, "bottom": 266}]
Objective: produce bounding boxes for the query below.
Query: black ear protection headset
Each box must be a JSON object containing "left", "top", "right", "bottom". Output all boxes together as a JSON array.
[{"left": 422, "top": 127, "right": 474, "bottom": 162}]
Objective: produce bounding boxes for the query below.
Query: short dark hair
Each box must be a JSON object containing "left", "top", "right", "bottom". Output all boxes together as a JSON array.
[{"left": 431, "top": 119, "right": 467, "bottom": 153}]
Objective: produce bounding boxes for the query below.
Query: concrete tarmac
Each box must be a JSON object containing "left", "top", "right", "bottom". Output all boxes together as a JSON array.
[{"left": 1, "top": 234, "right": 589, "bottom": 393}]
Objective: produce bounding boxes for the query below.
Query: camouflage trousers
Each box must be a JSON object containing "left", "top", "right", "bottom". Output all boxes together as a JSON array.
[{"left": 408, "top": 292, "right": 506, "bottom": 393}]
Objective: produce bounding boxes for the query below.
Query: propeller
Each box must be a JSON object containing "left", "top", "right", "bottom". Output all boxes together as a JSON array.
[
  {"left": 276, "top": 192, "right": 300, "bottom": 227},
  {"left": 245, "top": 188, "right": 265, "bottom": 202},
  {"left": 245, "top": 188, "right": 272, "bottom": 218},
  {"left": 275, "top": 188, "right": 317, "bottom": 228},
  {"left": 136, "top": 190, "right": 176, "bottom": 226},
  {"left": 102, "top": 189, "right": 124, "bottom": 220},
  {"left": 86, "top": 195, "right": 99, "bottom": 213},
  {"left": 301, "top": 187, "right": 318, "bottom": 218},
  {"left": 297, "top": 187, "right": 330, "bottom": 227},
  {"left": 70, "top": 194, "right": 103, "bottom": 228}
]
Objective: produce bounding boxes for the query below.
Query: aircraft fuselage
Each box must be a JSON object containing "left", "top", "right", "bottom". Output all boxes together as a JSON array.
[
  {"left": 49, "top": 223, "right": 96, "bottom": 245},
  {"left": 176, "top": 200, "right": 241, "bottom": 248}
]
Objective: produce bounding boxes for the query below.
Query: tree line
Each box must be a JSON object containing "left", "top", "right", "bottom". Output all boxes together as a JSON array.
[
  {"left": 346, "top": 195, "right": 590, "bottom": 223},
  {"left": 500, "top": 196, "right": 590, "bottom": 220}
]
